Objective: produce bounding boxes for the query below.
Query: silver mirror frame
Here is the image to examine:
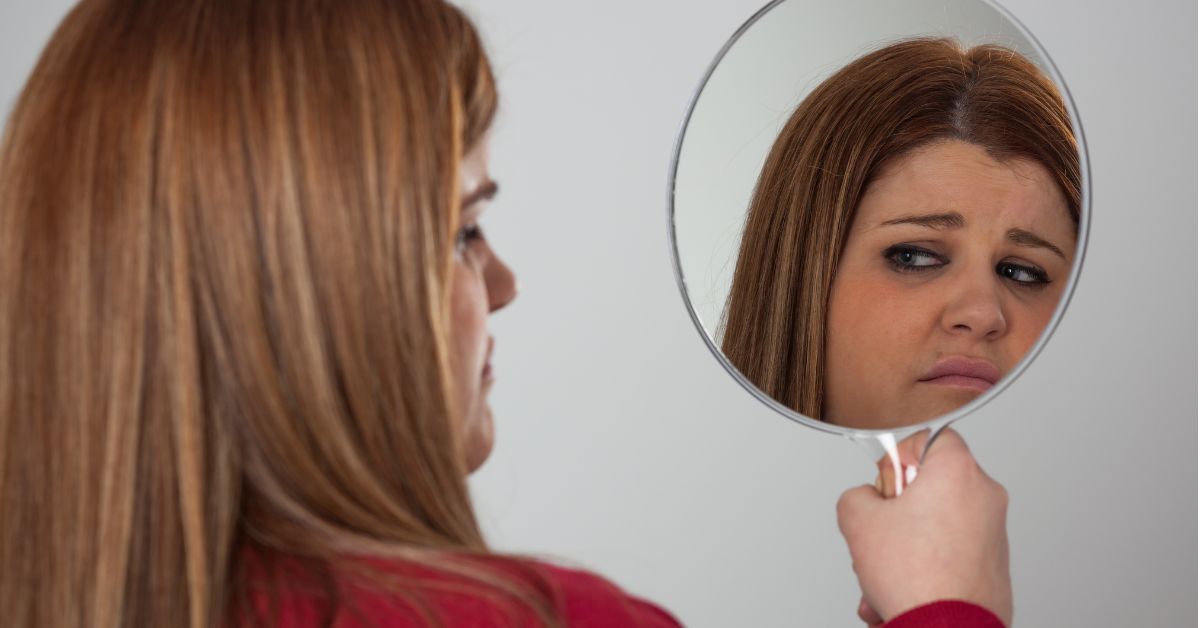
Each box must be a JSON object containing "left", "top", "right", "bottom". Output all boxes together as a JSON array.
[{"left": 666, "top": 0, "right": 1091, "bottom": 439}]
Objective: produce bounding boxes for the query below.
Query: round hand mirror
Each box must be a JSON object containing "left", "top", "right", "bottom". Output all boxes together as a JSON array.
[{"left": 668, "top": 0, "right": 1090, "bottom": 476}]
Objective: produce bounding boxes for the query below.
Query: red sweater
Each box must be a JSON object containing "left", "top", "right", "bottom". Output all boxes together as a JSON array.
[{"left": 250, "top": 555, "right": 1002, "bottom": 627}]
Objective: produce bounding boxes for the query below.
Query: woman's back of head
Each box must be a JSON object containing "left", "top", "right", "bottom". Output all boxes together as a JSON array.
[{"left": 0, "top": 1, "right": 522, "bottom": 626}]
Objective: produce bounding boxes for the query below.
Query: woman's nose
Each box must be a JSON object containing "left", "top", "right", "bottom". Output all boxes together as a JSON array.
[
  {"left": 939, "top": 268, "right": 1007, "bottom": 340},
  {"left": 485, "top": 252, "right": 517, "bottom": 313}
]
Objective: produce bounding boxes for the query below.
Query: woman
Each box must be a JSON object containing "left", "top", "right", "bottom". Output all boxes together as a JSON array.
[
  {"left": 722, "top": 38, "right": 1079, "bottom": 429},
  {"left": 0, "top": 2, "right": 1010, "bottom": 626}
]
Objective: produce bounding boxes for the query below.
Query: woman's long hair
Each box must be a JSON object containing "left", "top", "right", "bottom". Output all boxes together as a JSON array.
[
  {"left": 0, "top": 1, "right": 555, "bottom": 626},
  {"left": 721, "top": 37, "right": 1080, "bottom": 419}
]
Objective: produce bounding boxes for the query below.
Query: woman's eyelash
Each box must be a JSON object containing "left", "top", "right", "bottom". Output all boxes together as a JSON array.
[
  {"left": 883, "top": 244, "right": 1052, "bottom": 288},
  {"left": 883, "top": 245, "right": 946, "bottom": 272},
  {"left": 456, "top": 224, "right": 485, "bottom": 249},
  {"left": 996, "top": 261, "right": 1051, "bottom": 287}
]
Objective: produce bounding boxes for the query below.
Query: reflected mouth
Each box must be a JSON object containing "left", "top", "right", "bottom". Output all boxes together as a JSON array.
[{"left": 918, "top": 356, "right": 1000, "bottom": 393}]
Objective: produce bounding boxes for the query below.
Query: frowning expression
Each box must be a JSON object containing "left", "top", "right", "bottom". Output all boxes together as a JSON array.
[{"left": 823, "top": 140, "right": 1076, "bottom": 428}]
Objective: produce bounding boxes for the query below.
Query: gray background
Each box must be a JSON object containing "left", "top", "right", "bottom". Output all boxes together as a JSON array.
[{"left": 2, "top": 0, "right": 1194, "bottom": 626}]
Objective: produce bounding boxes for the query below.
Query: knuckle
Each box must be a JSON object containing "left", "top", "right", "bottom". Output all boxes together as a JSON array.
[
  {"left": 836, "top": 491, "right": 852, "bottom": 519},
  {"left": 939, "top": 446, "right": 976, "bottom": 476},
  {"left": 933, "top": 427, "right": 967, "bottom": 452},
  {"left": 994, "top": 482, "right": 1010, "bottom": 509},
  {"left": 836, "top": 490, "right": 859, "bottom": 533}
]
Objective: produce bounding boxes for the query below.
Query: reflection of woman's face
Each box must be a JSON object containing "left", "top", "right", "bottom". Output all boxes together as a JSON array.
[
  {"left": 824, "top": 140, "right": 1075, "bottom": 428},
  {"left": 450, "top": 135, "right": 517, "bottom": 471}
]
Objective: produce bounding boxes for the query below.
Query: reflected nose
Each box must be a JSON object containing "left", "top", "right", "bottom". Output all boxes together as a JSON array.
[
  {"left": 940, "top": 269, "right": 1007, "bottom": 340},
  {"left": 485, "top": 251, "right": 517, "bottom": 313}
]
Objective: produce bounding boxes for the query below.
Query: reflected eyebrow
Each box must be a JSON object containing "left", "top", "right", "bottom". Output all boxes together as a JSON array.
[
  {"left": 461, "top": 180, "right": 499, "bottom": 210},
  {"left": 879, "top": 211, "right": 965, "bottom": 229},
  {"left": 1007, "top": 227, "right": 1066, "bottom": 260}
]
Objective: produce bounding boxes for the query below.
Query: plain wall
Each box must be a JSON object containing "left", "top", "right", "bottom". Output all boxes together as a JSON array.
[{"left": 1, "top": 0, "right": 1194, "bottom": 626}]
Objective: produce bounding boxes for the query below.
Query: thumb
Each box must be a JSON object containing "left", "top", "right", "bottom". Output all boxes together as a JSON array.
[{"left": 875, "top": 428, "right": 932, "bottom": 498}]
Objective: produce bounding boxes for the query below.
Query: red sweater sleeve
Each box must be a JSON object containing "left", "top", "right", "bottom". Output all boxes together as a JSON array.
[{"left": 883, "top": 600, "right": 1006, "bottom": 628}]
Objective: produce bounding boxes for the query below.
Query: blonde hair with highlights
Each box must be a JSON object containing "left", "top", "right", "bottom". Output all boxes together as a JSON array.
[{"left": 0, "top": 0, "right": 559, "bottom": 626}]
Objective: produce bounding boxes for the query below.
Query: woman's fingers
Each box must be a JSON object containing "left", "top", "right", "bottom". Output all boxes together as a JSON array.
[
  {"left": 838, "top": 428, "right": 1013, "bottom": 625},
  {"left": 836, "top": 484, "right": 882, "bottom": 538},
  {"left": 874, "top": 428, "right": 933, "bottom": 498}
]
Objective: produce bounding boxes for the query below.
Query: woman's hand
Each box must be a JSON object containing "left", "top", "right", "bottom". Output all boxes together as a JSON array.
[{"left": 836, "top": 428, "right": 1012, "bottom": 626}]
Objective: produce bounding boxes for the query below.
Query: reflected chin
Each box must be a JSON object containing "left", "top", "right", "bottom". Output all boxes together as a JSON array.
[
  {"left": 909, "top": 387, "right": 987, "bottom": 423},
  {"left": 825, "top": 383, "right": 986, "bottom": 428}
]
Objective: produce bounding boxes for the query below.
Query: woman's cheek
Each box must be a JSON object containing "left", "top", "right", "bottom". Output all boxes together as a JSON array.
[
  {"left": 846, "top": 271, "right": 923, "bottom": 324},
  {"left": 449, "top": 267, "right": 488, "bottom": 373},
  {"left": 831, "top": 274, "right": 907, "bottom": 372},
  {"left": 1004, "top": 298, "right": 1059, "bottom": 365}
]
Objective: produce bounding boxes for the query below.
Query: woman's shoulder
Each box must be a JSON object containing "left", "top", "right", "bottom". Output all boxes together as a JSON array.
[
  {"left": 517, "top": 559, "right": 682, "bottom": 627},
  {"left": 249, "top": 552, "right": 681, "bottom": 628}
]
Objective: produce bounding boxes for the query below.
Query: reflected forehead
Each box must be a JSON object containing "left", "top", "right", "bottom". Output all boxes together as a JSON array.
[{"left": 857, "top": 140, "right": 1071, "bottom": 233}]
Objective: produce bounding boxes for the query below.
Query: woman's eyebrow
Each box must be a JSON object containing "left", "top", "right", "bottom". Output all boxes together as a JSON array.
[
  {"left": 1007, "top": 227, "right": 1066, "bottom": 260},
  {"left": 461, "top": 180, "right": 499, "bottom": 209},
  {"left": 878, "top": 211, "right": 965, "bottom": 229}
]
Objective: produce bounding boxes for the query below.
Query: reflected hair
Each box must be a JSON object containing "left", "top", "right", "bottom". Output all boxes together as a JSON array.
[
  {"left": 721, "top": 37, "right": 1079, "bottom": 419},
  {"left": 0, "top": 0, "right": 563, "bottom": 626}
]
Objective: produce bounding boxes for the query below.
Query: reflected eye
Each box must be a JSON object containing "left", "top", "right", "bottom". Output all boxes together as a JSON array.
[
  {"left": 996, "top": 261, "right": 1050, "bottom": 287},
  {"left": 884, "top": 245, "right": 947, "bottom": 272},
  {"left": 455, "top": 223, "right": 485, "bottom": 254}
]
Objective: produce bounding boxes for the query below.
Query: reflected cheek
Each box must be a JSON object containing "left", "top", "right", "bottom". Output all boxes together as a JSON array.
[
  {"left": 830, "top": 279, "right": 897, "bottom": 408},
  {"left": 1001, "top": 296, "right": 1060, "bottom": 365},
  {"left": 826, "top": 274, "right": 936, "bottom": 418},
  {"left": 829, "top": 275, "right": 934, "bottom": 374}
]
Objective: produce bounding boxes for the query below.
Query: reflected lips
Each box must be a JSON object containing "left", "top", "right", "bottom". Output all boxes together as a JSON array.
[{"left": 918, "top": 356, "right": 1000, "bottom": 392}]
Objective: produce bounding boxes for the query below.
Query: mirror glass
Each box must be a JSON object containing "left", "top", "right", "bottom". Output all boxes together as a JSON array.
[{"left": 670, "top": 0, "right": 1089, "bottom": 433}]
